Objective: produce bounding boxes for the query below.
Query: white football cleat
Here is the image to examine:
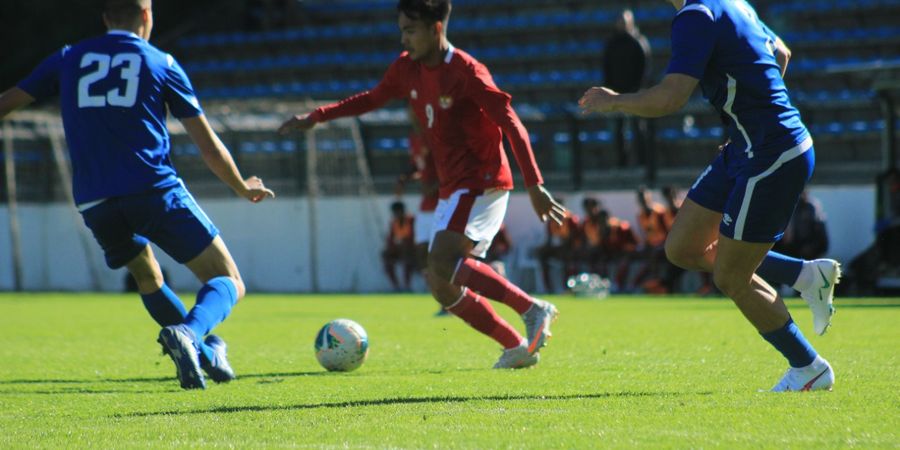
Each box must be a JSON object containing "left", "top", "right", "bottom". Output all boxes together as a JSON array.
[
  {"left": 771, "top": 355, "right": 835, "bottom": 392},
  {"left": 493, "top": 343, "right": 539, "bottom": 369},
  {"left": 799, "top": 259, "right": 841, "bottom": 335},
  {"left": 522, "top": 299, "right": 559, "bottom": 355}
]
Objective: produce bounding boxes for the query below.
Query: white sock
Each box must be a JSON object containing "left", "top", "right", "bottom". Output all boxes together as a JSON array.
[{"left": 792, "top": 260, "right": 816, "bottom": 291}]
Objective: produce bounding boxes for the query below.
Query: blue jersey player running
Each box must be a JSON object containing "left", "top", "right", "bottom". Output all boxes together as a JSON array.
[
  {"left": 0, "top": 0, "right": 275, "bottom": 390},
  {"left": 580, "top": 0, "right": 840, "bottom": 392}
]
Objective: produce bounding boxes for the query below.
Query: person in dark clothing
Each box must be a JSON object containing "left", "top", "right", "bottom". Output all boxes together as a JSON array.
[
  {"left": 603, "top": 9, "right": 652, "bottom": 167},
  {"left": 773, "top": 190, "right": 829, "bottom": 261}
]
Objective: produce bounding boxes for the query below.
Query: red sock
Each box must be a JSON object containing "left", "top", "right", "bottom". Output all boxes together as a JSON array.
[
  {"left": 447, "top": 289, "right": 523, "bottom": 349},
  {"left": 453, "top": 258, "right": 534, "bottom": 315}
]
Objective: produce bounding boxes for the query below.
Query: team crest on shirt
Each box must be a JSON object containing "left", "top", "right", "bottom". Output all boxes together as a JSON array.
[
  {"left": 410, "top": 89, "right": 418, "bottom": 99},
  {"left": 439, "top": 96, "right": 453, "bottom": 109}
]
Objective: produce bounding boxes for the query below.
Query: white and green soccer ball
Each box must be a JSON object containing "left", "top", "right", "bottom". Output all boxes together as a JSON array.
[
  {"left": 314, "top": 319, "right": 369, "bottom": 372},
  {"left": 566, "top": 273, "right": 611, "bottom": 299}
]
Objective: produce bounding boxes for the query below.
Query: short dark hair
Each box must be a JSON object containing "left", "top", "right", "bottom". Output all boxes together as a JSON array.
[
  {"left": 391, "top": 201, "right": 406, "bottom": 212},
  {"left": 105, "top": 0, "right": 150, "bottom": 25},
  {"left": 397, "top": 0, "right": 451, "bottom": 24}
]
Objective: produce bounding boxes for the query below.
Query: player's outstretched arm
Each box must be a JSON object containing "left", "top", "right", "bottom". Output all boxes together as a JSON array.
[
  {"left": 181, "top": 114, "right": 275, "bottom": 203},
  {"left": 579, "top": 73, "right": 698, "bottom": 118},
  {"left": 0, "top": 88, "right": 35, "bottom": 120}
]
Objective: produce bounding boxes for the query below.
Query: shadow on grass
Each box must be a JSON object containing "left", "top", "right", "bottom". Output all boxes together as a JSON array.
[
  {"left": 0, "top": 366, "right": 493, "bottom": 387},
  {"left": 121, "top": 391, "right": 712, "bottom": 417},
  {"left": 0, "top": 370, "right": 329, "bottom": 387}
]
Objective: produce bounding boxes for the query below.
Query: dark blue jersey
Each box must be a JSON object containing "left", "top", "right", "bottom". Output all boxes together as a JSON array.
[
  {"left": 666, "top": 0, "right": 809, "bottom": 160},
  {"left": 18, "top": 30, "right": 203, "bottom": 204}
]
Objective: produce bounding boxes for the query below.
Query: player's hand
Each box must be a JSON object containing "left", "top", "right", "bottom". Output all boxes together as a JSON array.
[
  {"left": 578, "top": 86, "right": 620, "bottom": 115},
  {"left": 277, "top": 114, "right": 316, "bottom": 135},
  {"left": 527, "top": 185, "right": 567, "bottom": 225},
  {"left": 239, "top": 176, "right": 275, "bottom": 203}
]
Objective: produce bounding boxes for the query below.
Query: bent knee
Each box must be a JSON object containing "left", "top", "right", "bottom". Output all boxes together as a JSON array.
[
  {"left": 664, "top": 239, "right": 694, "bottom": 269},
  {"left": 427, "top": 249, "right": 462, "bottom": 281},
  {"left": 712, "top": 268, "right": 751, "bottom": 297},
  {"left": 130, "top": 270, "right": 164, "bottom": 293}
]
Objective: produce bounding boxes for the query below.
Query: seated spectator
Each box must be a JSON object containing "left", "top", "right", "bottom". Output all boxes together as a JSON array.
[
  {"left": 845, "top": 168, "right": 900, "bottom": 295},
  {"left": 629, "top": 186, "right": 670, "bottom": 292},
  {"left": 382, "top": 201, "right": 416, "bottom": 292},
  {"left": 537, "top": 198, "right": 581, "bottom": 292},
  {"left": 582, "top": 208, "right": 639, "bottom": 290},
  {"left": 773, "top": 190, "right": 829, "bottom": 261}
]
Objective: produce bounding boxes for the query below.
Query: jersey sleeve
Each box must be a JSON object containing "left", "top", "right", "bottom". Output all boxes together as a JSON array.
[
  {"left": 17, "top": 47, "right": 69, "bottom": 101},
  {"left": 310, "top": 57, "right": 406, "bottom": 122},
  {"left": 163, "top": 54, "right": 203, "bottom": 118},
  {"left": 665, "top": 9, "right": 717, "bottom": 79},
  {"left": 464, "top": 63, "right": 543, "bottom": 187}
]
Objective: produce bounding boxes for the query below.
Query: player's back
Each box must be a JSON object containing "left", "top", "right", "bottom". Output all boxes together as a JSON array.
[
  {"left": 674, "top": 0, "right": 809, "bottom": 158},
  {"left": 20, "top": 31, "right": 202, "bottom": 205}
]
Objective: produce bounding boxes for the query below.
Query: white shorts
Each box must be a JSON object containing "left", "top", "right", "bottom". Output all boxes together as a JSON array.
[
  {"left": 414, "top": 210, "right": 434, "bottom": 244},
  {"left": 430, "top": 188, "right": 509, "bottom": 258}
]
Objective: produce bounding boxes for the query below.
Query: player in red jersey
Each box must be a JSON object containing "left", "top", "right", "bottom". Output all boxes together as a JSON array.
[{"left": 279, "top": 0, "right": 565, "bottom": 368}]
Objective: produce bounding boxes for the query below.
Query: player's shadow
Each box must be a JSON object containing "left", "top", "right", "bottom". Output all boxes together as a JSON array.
[
  {"left": 0, "top": 370, "right": 327, "bottom": 394},
  {"left": 123, "top": 391, "right": 712, "bottom": 417}
]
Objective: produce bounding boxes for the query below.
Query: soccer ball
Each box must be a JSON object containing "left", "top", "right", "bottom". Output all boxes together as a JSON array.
[
  {"left": 314, "top": 319, "right": 369, "bottom": 372},
  {"left": 566, "top": 272, "right": 611, "bottom": 299}
]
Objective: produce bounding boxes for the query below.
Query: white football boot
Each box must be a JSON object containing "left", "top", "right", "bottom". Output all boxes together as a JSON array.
[
  {"left": 798, "top": 259, "right": 841, "bottom": 335},
  {"left": 522, "top": 299, "right": 559, "bottom": 355},
  {"left": 493, "top": 343, "right": 539, "bottom": 369},
  {"left": 771, "top": 355, "right": 835, "bottom": 392}
]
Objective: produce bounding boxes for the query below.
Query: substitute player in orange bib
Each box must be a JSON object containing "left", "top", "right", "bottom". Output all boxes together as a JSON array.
[{"left": 279, "top": 0, "right": 565, "bottom": 368}]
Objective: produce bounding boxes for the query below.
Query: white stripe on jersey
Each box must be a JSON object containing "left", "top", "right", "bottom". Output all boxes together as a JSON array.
[
  {"left": 678, "top": 3, "right": 714, "bottom": 20},
  {"left": 733, "top": 137, "right": 813, "bottom": 240},
  {"left": 723, "top": 74, "right": 755, "bottom": 159},
  {"left": 444, "top": 43, "right": 456, "bottom": 63}
]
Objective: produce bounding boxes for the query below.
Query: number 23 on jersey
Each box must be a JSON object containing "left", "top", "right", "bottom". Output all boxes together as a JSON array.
[{"left": 78, "top": 52, "right": 142, "bottom": 108}]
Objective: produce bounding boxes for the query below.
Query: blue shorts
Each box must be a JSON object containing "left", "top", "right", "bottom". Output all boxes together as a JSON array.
[
  {"left": 687, "top": 138, "right": 814, "bottom": 243},
  {"left": 80, "top": 182, "right": 219, "bottom": 269}
]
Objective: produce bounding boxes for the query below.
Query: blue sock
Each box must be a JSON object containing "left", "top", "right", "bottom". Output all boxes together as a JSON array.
[
  {"left": 184, "top": 277, "right": 238, "bottom": 339},
  {"left": 141, "top": 284, "right": 188, "bottom": 327},
  {"left": 760, "top": 318, "right": 817, "bottom": 368},
  {"left": 141, "top": 284, "right": 216, "bottom": 364},
  {"left": 756, "top": 251, "right": 804, "bottom": 287}
]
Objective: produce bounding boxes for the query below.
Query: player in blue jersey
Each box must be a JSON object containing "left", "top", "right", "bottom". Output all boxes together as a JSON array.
[
  {"left": 580, "top": 0, "right": 840, "bottom": 392},
  {"left": 0, "top": 0, "right": 274, "bottom": 390}
]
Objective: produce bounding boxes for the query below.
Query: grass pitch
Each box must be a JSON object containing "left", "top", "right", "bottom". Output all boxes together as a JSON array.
[{"left": 0, "top": 292, "right": 897, "bottom": 448}]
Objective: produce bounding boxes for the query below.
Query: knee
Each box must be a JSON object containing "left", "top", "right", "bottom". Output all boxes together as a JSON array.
[
  {"left": 664, "top": 238, "right": 694, "bottom": 269},
  {"left": 130, "top": 268, "right": 164, "bottom": 293},
  {"left": 427, "top": 250, "right": 458, "bottom": 283},
  {"left": 712, "top": 267, "right": 749, "bottom": 298}
]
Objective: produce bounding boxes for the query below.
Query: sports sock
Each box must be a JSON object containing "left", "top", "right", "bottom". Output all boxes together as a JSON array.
[
  {"left": 452, "top": 258, "right": 533, "bottom": 315},
  {"left": 447, "top": 289, "right": 523, "bottom": 349},
  {"left": 141, "top": 284, "right": 216, "bottom": 363},
  {"left": 184, "top": 277, "right": 238, "bottom": 340},
  {"left": 141, "top": 284, "right": 188, "bottom": 327},
  {"left": 760, "top": 318, "right": 817, "bottom": 368},
  {"left": 756, "top": 251, "right": 804, "bottom": 288}
]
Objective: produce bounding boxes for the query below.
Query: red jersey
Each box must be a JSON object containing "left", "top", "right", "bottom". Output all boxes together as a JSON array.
[
  {"left": 409, "top": 132, "right": 438, "bottom": 212},
  {"left": 310, "top": 46, "right": 543, "bottom": 198}
]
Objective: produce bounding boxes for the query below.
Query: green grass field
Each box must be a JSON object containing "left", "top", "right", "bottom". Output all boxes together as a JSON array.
[{"left": 0, "top": 293, "right": 897, "bottom": 448}]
